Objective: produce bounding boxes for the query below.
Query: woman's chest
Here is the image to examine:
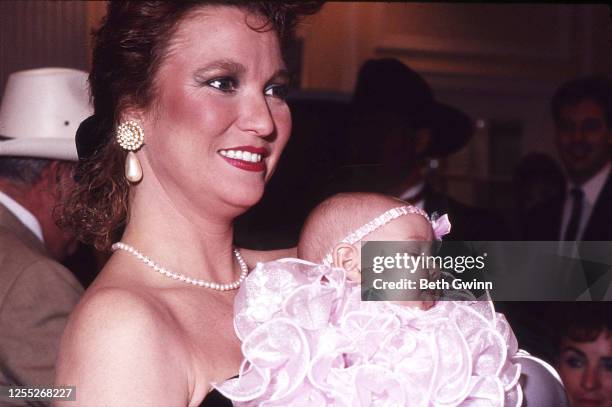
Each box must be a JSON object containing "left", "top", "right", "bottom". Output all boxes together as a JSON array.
[{"left": 162, "top": 291, "right": 244, "bottom": 382}]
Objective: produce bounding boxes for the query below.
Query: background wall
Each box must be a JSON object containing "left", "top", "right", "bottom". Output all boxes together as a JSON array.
[{"left": 300, "top": 4, "right": 611, "bottom": 92}]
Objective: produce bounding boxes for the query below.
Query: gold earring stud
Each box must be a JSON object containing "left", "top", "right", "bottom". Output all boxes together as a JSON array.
[{"left": 116, "top": 120, "right": 144, "bottom": 183}]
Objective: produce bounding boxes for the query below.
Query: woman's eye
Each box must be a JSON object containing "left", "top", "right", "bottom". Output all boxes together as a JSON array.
[
  {"left": 264, "top": 84, "right": 288, "bottom": 100},
  {"left": 581, "top": 118, "right": 603, "bottom": 133},
  {"left": 207, "top": 77, "right": 237, "bottom": 92},
  {"left": 564, "top": 355, "right": 585, "bottom": 369}
]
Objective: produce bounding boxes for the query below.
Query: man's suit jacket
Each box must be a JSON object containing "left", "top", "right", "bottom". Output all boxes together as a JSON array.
[
  {"left": 505, "top": 170, "right": 612, "bottom": 362},
  {"left": 0, "top": 203, "right": 83, "bottom": 392},
  {"left": 524, "top": 170, "right": 612, "bottom": 241}
]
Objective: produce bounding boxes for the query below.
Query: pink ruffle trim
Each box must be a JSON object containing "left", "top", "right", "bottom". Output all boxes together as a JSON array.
[{"left": 214, "top": 259, "right": 523, "bottom": 406}]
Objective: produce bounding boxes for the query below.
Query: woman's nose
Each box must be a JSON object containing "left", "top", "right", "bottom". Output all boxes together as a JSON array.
[
  {"left": 571, "top": 128, "right": 586, "bottom": 142},
  {"left": 238, "top": 94, "right": 275, "bottom": 137},
  {"left": 581, "top": 366, "right": 601, "bottom": 390}
]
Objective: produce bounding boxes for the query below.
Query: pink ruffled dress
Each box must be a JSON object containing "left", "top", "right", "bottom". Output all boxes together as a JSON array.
[{"left": 214, "top": 259, "right": 523, "bottom": 406}]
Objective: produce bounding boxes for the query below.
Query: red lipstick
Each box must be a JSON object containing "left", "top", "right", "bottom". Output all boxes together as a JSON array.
[
  {"left": 218, "top": 145, "right": 268, "bottom": 172},
  {"left": 227, "top": 145, "right": 268, "bottom": 155}
]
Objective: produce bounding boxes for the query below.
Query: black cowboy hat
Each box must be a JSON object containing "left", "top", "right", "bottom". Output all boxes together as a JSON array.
[{"left": 351, "top": 58, "right": 473, "bottom": 158}]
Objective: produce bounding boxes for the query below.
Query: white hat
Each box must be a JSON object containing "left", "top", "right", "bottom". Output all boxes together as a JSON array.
[{"left": 0, "top": 67, "right": 92, "bottom": 161}]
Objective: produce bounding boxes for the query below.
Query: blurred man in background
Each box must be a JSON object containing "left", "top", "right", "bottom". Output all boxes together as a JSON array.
[
  {"left": 525, "top": 76, "right": 612, "bottom": 241},
  {"left": 341, "top": 58, "right": 510, "bottom": 241},
  {"left": 511, "top": 77, "right": 612, "bottom": 364},
  {"left": 0, "top": 68, "right": 91, "bottom": 390}
]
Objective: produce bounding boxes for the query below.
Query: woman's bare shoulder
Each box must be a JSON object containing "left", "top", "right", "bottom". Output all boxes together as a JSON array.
[
  {"left": 72, "top": 285, "right": 158, "bottom": 320},
  {"left": 55, "top": 287, "right": 192, "bottom": 406},
  {"left": 61, "top": 286, "right": 169, "bottom": 343}
]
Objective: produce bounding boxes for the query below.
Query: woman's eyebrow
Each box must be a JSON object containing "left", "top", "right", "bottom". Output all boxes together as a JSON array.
[
  {"left": 561, "top": 346, "right": 586, "bottom": 357},
  {"left": 196, "top": 59, "right": 247, "bottom": 75},
  {"left": 195, "top": 62, "right": 288, "bottom": 83},
  {"left": 268, "top": 68, "right": 289, "bottom": 82}
]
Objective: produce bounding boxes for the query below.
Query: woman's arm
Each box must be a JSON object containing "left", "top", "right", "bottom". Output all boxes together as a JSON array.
[{"left": 54, "top": 288, "right": 191, "bottom": 406}]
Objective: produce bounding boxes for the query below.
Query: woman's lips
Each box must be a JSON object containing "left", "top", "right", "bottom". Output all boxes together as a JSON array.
[
  {"left": 219, "top": 146, "right": 267, "bottom": 172},
  {"left": 576, "top": 396, "right": 605, "bottom": 407}
]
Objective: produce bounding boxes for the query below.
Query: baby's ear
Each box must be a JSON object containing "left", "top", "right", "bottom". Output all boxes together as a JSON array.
[{"left": 332, "top": 243, "right": 361, "bottom": 282}]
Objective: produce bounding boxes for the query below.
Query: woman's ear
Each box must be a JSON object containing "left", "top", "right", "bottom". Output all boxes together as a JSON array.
[
  {"left": 118, "top": 105, "right": 147, "bottom": 126},
  {"left": 332, "top": 243, "right": 361, "bottom": 282}
]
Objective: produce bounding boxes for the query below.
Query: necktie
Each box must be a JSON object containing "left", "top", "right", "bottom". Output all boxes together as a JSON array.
[{"left": 564, "top": 187, "right": 584, "bottom": 241}]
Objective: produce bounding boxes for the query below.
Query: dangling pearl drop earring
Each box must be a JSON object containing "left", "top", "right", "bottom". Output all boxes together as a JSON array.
[{"left": 116, "top": 120, "right": 144, "bottom": 183}]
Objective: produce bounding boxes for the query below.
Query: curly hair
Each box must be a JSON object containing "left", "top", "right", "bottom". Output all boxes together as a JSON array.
[
  {"left": 550, "top": 301, "right": 612, "bottom": 364},
  {"left": 559, "top": 302, "right": 612, "bottom": 343},
  {"left": 61, "top": 1, "right": 322, "bottom": 250}
]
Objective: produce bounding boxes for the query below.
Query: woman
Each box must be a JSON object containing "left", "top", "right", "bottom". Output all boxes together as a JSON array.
[
  {"left": 55, "top": 2, "right": 320, "bottom": 405},
  {"left": 556, "top": 303, "right": 612, "bottom": 407}
]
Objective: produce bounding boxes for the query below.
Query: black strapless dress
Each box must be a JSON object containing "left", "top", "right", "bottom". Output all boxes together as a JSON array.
[{"left": 200, "top": 389, "right": 232, "bottom": 406}]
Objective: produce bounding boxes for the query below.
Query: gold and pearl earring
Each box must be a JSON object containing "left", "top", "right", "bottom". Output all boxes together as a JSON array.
[{"left": 116, "top": 120, "right": 144, "bottom": 183}]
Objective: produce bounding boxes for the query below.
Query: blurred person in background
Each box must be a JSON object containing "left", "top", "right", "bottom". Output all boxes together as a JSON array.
[
  {"left": 334, "top": 58, "right": 511, "bottom": 241},
  {"left": 0, "top": 68, "right": 90, "bottom": 390},
  {"left": 512, "top": 77, "right": 612, "bottom": 364},
  {"left": 555, "top": 302, "right": 612, "bottom": 407},
  {"left": 525, "top": 76, "right": 612, "bottom": 241}
]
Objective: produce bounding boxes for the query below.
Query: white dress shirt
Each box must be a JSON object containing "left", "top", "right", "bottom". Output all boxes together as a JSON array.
[
  {"left": 559, "top": 162, "right": 611, "bottom": 241},
  {"left": 0, "top": 190, "right": 44, "bottom": 242}
]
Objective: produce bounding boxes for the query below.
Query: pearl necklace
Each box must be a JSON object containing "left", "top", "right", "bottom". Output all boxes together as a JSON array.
[{"left": 111, "top": 242, "right": 248, "bottom": 291}]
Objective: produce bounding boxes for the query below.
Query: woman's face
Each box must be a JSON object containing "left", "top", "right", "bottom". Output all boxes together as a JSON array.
[
  {"left": 139, "top": 6, "right": 291, "bottom": 217},
  {"left": 558, "top": 331, "right": 612, "bottom": 407}
]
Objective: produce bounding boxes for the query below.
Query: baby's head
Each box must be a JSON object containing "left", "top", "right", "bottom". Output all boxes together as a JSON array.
[{"left": 298, "top": 192, "right": 436, "bottom": 282}]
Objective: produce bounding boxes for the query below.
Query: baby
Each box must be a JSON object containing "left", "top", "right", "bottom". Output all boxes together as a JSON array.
[
  {"left": 215, "top": 193, "right": 556, "bottom": 406},
  {"left": 298, "top": 192, "right": 447, "bottom": 308}
]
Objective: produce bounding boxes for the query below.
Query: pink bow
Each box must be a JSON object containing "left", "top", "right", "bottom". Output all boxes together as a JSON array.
[{"left": 432, "top": 213, "right": 451, "bottom": 240}]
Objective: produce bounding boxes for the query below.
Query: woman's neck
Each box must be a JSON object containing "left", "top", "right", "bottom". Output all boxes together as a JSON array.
[{"left": 119, "top": 179, "right": 239, "bottom": 283}]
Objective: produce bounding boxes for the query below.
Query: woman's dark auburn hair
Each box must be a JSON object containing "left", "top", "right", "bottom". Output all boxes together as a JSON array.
[
  {"left": 61, "top": 1, "right": 322, "bottom": 250},
  {"left": 553, "top": 302, "right": 611, "bottom": 360}
]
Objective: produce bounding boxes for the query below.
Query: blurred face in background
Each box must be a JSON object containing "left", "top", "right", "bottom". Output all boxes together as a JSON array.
[
  {"left": 558, "top": 330, "right": 612, "bottom": 407},
  {"left": 555, "top": 99, "right": 612, "bottom": 185}
]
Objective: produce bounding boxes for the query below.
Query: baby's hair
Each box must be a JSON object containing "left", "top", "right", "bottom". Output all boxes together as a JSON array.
[{"left": 298, "top": 192, "right": 419, "bottom": 263}]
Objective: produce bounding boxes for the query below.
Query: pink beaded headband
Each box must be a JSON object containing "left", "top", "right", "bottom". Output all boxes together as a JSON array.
[{"left": 321, "top": 205, "right": 451, "bottom": 266}]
